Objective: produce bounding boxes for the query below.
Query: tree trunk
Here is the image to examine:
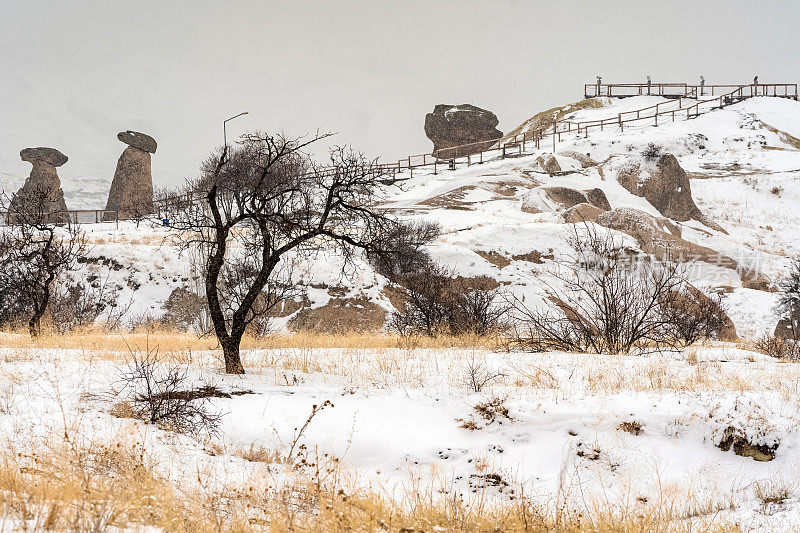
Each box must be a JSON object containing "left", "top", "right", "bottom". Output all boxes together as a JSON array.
[
  {"left": 221, "top": 335, "right": 245, "bottom": 374},
  {"left": 28, "top": 314, "right": 41, "bottom": 337}
]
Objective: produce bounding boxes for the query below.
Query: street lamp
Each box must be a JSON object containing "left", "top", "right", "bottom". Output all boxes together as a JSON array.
[{"left": 223, "top": 111, "right": 249, "bottom": 150}]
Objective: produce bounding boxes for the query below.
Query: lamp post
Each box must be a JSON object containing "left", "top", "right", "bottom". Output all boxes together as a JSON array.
[{"left": 223, "top": 111, "right": 249, "bottom": 151}]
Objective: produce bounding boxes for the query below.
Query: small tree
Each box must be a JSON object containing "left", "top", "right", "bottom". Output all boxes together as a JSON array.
[
  {"left": 0, "top": 187, "right": 86, "bottom": 336},
  {"left": 170, "top": 132, "right": 398, "bottom": 374}
]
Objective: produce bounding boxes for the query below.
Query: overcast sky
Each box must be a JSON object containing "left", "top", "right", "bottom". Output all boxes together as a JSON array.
[{"left": 1, "top": 0, "right": 799, "bottom": 194}]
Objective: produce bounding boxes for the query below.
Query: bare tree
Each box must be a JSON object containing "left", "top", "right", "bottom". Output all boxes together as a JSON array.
[
  {"left": 510, "top": 224, "right": 688, "bottom": 354},
  {"left": 0, "top": 187, "right": 87, "bottom": 336},
  {"left": 169, "top": 132, "right": 398, "bottom": 373}
]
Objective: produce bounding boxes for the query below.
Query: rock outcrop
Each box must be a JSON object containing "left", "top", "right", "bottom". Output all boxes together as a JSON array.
[
  {"left": 560, "top": 150, "right": 598, "bottom": 168},
  {"left": 536, "top": 154, "right": 562, "bottom": 174},
  {"left": 544, "top": 187, "right": 611, "bottom": 212},
  {"left": 543, "top": 187, "right": 587, "bottom": 209},
  {"left": 105, "top": 131, "right": 156, "bottom": 219},
  {"left": 774, "top": 309, "right": 799, "bottom": 340},
  {"left": 596, "top": 208, "right": 733, "bottom": 266},
  {"left": 563, "top": 203, "right": 604, "bottom": 223},
  {"left": 425, "top": 104, "right": 502, "bottom": 159},
  {"left": 613, "top": 153, "right": 726, "bottom": 233},
  {"left": 9, "top": 147, "right": 69, "bottom": 222},
  {"left": 595, "top": 208, "right": 768, "bottom": 288},
  {"left": 585, "top": 188, "right": 611, "bottom": 211}
]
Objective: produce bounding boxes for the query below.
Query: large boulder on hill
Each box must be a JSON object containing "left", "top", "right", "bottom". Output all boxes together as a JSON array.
[
  {"left": 425, "top": 104, "right": 502, "bottom": 159},
  {"left": 614, "top": 153, "right": 726, "bottom": 233},
  {"left": 105, "top": 132, "right": 156, "bottom": 219},
  {"left": 9, "top": 147, "right": 69, "bottom": 223}
]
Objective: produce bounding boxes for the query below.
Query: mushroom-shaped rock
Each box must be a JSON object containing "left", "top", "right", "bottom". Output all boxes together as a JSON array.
[
  {"left": 117, "top": 130, "right": 157, "bottom": 153},
  {"left": 10, "top": 147, "right": 69, "bottom": 222},
  {"left": 105, "top": 131, "right": 156, "bottom": 219},
  {"left": 20, "top": 147, "right": 68, "bottom": 167},
  {"left": 425, "top": 104, "right": 502, "bottom": 159}
]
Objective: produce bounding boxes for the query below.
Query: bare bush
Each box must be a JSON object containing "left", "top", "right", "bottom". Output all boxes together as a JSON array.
[
  {"left": 754, "top": 334, "right": 799, "bottom": 360},
  {"left": 641, "top": 142, "right": 664, "bottom": 161},
  {"left": 369, "top": 220, "right": 441, "bottom": 280},
  {"left": 511, "top": 224, "right": 697, "bottom": 354},
  {"left": 389, "top": 263, "right": 506, "bottom": 337},
  {"left": 49, "top": 275, "right": 130, "bottom": 332},
  {"left": 462, "top": 356, "right": 504, "bottom": 393},
  {"left": 659, "top": 286, "right": 731, "bottom": 346},
  {"left": 118, "top": 346, "right": 221, "bottom": 435}
]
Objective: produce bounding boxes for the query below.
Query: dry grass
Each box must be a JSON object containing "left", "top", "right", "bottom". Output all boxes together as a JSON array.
[
  {"left": 0, "top": 431, "right": 741, "bottom": 532},
  {"left": 0, "top": 327, "right": 499, "bottom": 353}
]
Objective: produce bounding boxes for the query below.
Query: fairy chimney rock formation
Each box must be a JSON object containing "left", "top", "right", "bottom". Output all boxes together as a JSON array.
[
  {"left": 10, "top": 147, "right": 69, "bottom": 221},
  {"left": 425, "top": 104, "right": 502, "bottom": 159},
  {"left": 105, "top": 131, "right": 157, "bottom": 219}
]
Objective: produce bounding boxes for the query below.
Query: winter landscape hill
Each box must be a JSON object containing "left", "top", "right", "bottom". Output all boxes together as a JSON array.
[
  {"left": 46, "top": 94, "right": 800, "bottom": 339},
  {"left": 3, "top": 90, "right": 800, "bottom": 531}
]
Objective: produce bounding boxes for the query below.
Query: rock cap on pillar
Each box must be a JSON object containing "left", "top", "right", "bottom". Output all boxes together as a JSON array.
[
  {"left": 20, "top": 147, "right": 68, "bottom": 167},
  {"left": 117, "top": 131, "right": 157, "bottom": 153}
]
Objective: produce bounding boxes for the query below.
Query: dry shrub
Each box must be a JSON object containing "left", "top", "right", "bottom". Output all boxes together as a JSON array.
[
  {"left": 754, "top": 333, "right": 799, "bottom": 360},
  {"left": 119, "top": 345, "right": 221, "bottom": 435}
]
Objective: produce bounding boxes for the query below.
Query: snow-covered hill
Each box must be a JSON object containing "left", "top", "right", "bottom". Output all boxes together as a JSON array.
[{"left": 44, "top": 96, "right": 800, "bottom": 338}]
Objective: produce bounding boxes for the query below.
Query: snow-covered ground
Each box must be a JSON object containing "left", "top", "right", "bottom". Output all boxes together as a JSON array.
[{"left": 1, "top": 341, "right": 799, "bottom": 530}]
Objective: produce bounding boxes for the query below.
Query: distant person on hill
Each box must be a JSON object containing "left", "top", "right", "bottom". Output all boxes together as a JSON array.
[
  {"left": 700, "top": 75, "right": 705, "bottom": 96},
  {"left": 754, "top": 75, "right": 759, "bottom": 95},
  {"left": 647, "top": 75, "right": 651, "bottom": 95},
  {"left": 596, "top": 76, "right": 602, "bottom": 96}
]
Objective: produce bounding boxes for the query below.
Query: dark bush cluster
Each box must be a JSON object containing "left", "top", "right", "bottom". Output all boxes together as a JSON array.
[
  {"left": 641, "top": 142, "right": 664, "bottom": 161},
  {"left": 371, "top": 221, "right": 506, "bottom": 337}
]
